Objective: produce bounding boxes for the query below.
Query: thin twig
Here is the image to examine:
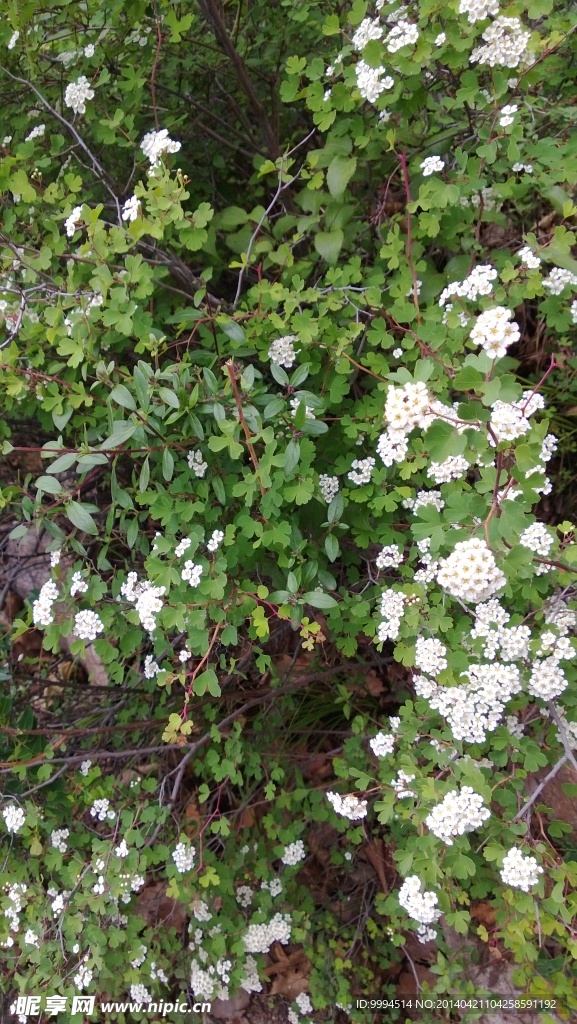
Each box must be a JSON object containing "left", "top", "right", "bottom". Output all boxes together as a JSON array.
[
  {"left": 512, "top": 754, "right": 568, "bottom": 821},
  {"left": 225, "top": 359, "right": 266, "bottom": 494}
]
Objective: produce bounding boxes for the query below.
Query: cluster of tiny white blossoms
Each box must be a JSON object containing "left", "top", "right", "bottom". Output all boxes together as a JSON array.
[
  {"left": 348, "top": 456, "right": 375, "bottom": 485},
  {"left": 458, "top": 0, "right": 499, "bottom": 24},
  {"left": 32, "top": 579, "right": 59, "bottom": 627},
  {"left": 64, "top": 205, "right": 83, "bottom": 238},
  {"left": 326, "top": 791, "right": 368, "bottom": 820},
  {"left": 376, "top": 588, "right": 406, "bottom": 642},
  {"left": 121, "top": 572, "right": 166, "bottom": 631},
  {"left": 398, "top": 876, "right": 442, "bottom": 928},
  {"left": 488, "top": 388, "right": 544, "bottom": 444},
  {"left": 386, "top": 20, "right": 419, "bottom": 53},
  {"left": 469, "top": 306, "right": 521, "bottom": 360},
  {"left": 25, "top": 124, "right": 46, "bottom": 142},
  {"left": 268, "top": 335, "right": 298, "bottom": 368},
  {"left": 355, "top": 60, "right": 394, "bottom": 103},
  {"left": 242, "top": 912, "right": 292, "bottom": 953},
  {"left": 90, "top": 798, "right": 115, "bottom": 822},
  {"left": 518, "top": 246, "right": 541, "bottom": 269},
  {"left": 289, "top": 396, "right": 315, "bottom": 419},
  {"left": 436, "top": 537, "right": 506, "bottom": 604},
  {"left": 352, "top": 17, "right": 382, "bottom": 51},
  {"left": 571, "top": 300, "right": 577, "bottom": 325},
  {"left": 427, "top": 455, "right": 469, "bottom": 484},
  {"left": 140, "top": 128, "right": 181, "bottom": 168},
  {"left": 175, "top": 537, "right": 191, "bottom": 558},
  {"left": 500, "top": 848, "right": 543, "bottom": 891},
  {"left": 2, "top": 805, "right": 26, "bottom": 834},
  {"left": 415, "top": 663, "right": 522, "bottom": 743},
  {"left": 541, "top": 267, "right": 577, "bottom": 295},
  {"left": 420, "top": 156, "right": 444, "bottom": 176},
  {"left": 50, "top": 828, "right": 69, "bottom": 853},
  {"left": 181, "top": 560, "right": 203, "bottom": 587},
  {"left": 391, "top": 769, "right": 417, "bottom": 799},
  {"left": 375, "top": 544, "right": 403, "bottom": 569},
  {"left": 281, "top": 840, "right": 306, "bottom": 866},
  {"left": 121, "top": 195, "right": 141, "bottom": 222},
  {"left": 425, "top": 787, "right": 490, "bottom": 845},
  {"left": 187, "top": 450, "right": 208, "bottom": 477},
  {"left": 499, "top": 104, "right": 518, "bottom": 128},
  {"left": 207, "top": 529, "right": 224, "bottom": 553},
  {"left": 512, "top": 162, "right": 533, "bottom": 175},
  {"left": 69, "top": 571, "right": 88, "bottom": 597},
  {"left": 415, "top": 637, "right": 447, "bottom": 675},
  {"left": 519, "top": 522, "right": 554, "bottom": 558},
  {"left": 369, "top": 732, "right": 395, "bottom": 757},
  {"left": 528, "top": 657, "right": 568, "bottom": 700},
  {"left": 73, "top": 609, "right": 104, "bottom": 642},
  {"left": 318, "top": 474, "right": 339, "bottom": 503},
  {"left": 470, "top": 16, "right": 531, "bottom": 69},
  {"left": 64, "top": 76, "right": 95, "bottom": 114},
  {"left": 173, "top": 842, "right": 195, "bottom": 873}
]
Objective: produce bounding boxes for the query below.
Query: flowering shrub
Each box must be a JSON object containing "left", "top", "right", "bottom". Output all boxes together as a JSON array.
[{"left": 1, "top": 0, "right": 577, "bottom": 1021}]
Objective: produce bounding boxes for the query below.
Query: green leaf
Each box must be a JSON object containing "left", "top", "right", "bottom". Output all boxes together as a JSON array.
[
  {"left": 325, "top": 534, "right": 339, "bottom": 562},
  {"left": 302, "top": 591, "right": 338, "bottom": 609},
  {"left": 162, "top": 448, "right": 174, "bottom": 481},
  {"left": 453, "top": 366, "right": 485, "bottom": 391},
  {"left": 66, "top": 501, "right": 98, "bottom": 535},
  {"left": 46, "top": 452, "right": 77, "bottom": 474},
  {"left": 35, "top": 475, "right": 64, "bottom": 495},
  {"left": 314, "top": 229, "right": 344, "bottom": 264},
  {"left": 327, "top": 492, "right": 344, "bottom": 522},
  {"left": 219, "top": 320, "right": 246, "bottom": 344},
  {"left": 109, "top": 384, "right": 136, "bottom": 410},
  {"left": 327, "top": 155, "right": 357, "bottom": 197},
  {"left": 159, "top": 387, "right": 180, "bottom": 409},
  {"left": 100, "top": 422, "right": 137, "bottom": 450},
  {"left": 195, "top": 669, "right": 221, "bottom": 697},
  {"left": 284, "top": 439, "right": 300, "bottom": 476},
  {"left": 139, "top": 456, "right": 150, "bottom": 493},
  {"left": 424, "top": 420, "right": 466, "bottom": 462}
]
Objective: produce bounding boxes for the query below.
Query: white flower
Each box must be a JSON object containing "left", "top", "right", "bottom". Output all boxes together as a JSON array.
[
  {"left": 179, "top": 647, "right": 192, "bottom": 662},
  {"left": 318, "top": 474, "right": 339, "bottom": 503},
  {"left": 243, "top": 913, "right": 292, "bottom": 954},
  {"left": 347, "top": 457, "right": 375, "bottom": 485},
  {"left": 386, "top": 21, "right": 419, "bottom": 53},
  {"left": 175, "top": 537, "right": 191, "bottom": 557},
  {"left": 115, "top": 839, "right": 130, "bottom": 858},
  {"left": 25, "top": 124, "right": 46, "bottom": 142},
  {"left": 70, "top": 571, "right": 88, "bottom": 597},
  {"left": 500, "top": 848, "right": 543, "bottom": 891},
  {"left": 436, "top": 537, "right": 506, "bottom": 604},
  {"left": 542, "top": 267, "right": 577, "bottom": 295},
  {"left": 352, "top": 18, "right": 383, "bottom": 51},
  {"left": 527, "top": 658, "right": 567, "bottom": 700},
  {"left": 3, "top": 805, "right": 26, "bottom": 833},
  {"left": 370, "top": 732, "right": 395, "bottom": 757},
  {"left": 207, "top": 530, "right": 224, "bottom": 553},
  {"left": 490, "top": 400, "right": 530, "bottom": 443},
  {"left": 425, "top": 786, "right": 490, "bottom": 845},
  {"left": 51, "top": 828, "right": 69, "bottom": 852},
  {"left": 64, "top": 206, "right": 83, "bottom": 238},
  {"left": 458, "top": 0, "right": 499, "bottom": 24},
  {"left": 182, "top": 561, "right": 203, "bottom": 587},
  {"left": 571, "top": 300, "right": 577, "bottom": 325},
  {"left": 434, "top": 33, "right": 446, "bottom": 46},
  {"left": 121, "top": 195, "right": 141, "bottom": 222},
  {"left": 289, "top": 396, "right": 315, "bottom": 419},
  {"left": 268, "top": 335, "right": 298, "bottom": 367},
  {"left": 355, "top": 61, "right": 394, "bottom": 104},
  {"left": 420, "top": 155, "right": 444, "bottom": 176},
  {"left": 326, "top": 792, "right": 368, "bottom": 820},
  {"left": 84, "top": 44, "right": 95, "bottom": 57},
  {"left": 140, "top": 128, "right": 181, "bottom": 168},
  {"left": 519, "top": 522, "right": 553, "bottom": 557},
  {"left": 469, "top": 307, "right": 520, "bottom": 360},
  {"left": 415, "top": 637, "right": 447, "bottom": 675},
  {"left": 499, "top": 104, "right": 518, "bottom": 127},
  {"left": 90, "top": 798, "right": 115, "bottom": 821},
  {"left": 188, "top": 450, "right": 208, "bottom": 477},
  {"left": 281, "top": 841, "right": 306, "bottom": 866},
  {"left": 427, "top": 455, "right": 469, "bottom": 484},
  {"left": 32, "top": 579, "right": 59, "bottom": 627},
  {"left": 64, "top": 76, "right": 95, "bottom": 114},
  {"left": 7, "top": 30, "right": 20, "bottom": 50},
  {"left": 398, "top": 876, "right": 441, "bottom": 925},
  {"left": 470, "top": 17, "right": 531, "bottom": 70},
  {"left": 173, "top": 842, "right": 195, "bottom": 873},
  {"left": 518, "top": 246, "right": 540, "bottom": 269},
  {"left": 375, "top": 544, "right": 403, "bottom": 569},
  {"left": 236, "top": 885, "right": 254, "bottom": 907},
  {"left": 73, "top": 609, "right": 104, "bottom": 641}
]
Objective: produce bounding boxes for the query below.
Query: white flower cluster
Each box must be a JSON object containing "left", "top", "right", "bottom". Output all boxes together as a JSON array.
[
  {"left": 32, "top": 579, "right": 59, "bottom": 627},
  {"left": 318, "top": 474, "right": 339, "bottom": 503},
  {"left": 427, "top": 455, "right": 469, "bottom": 484},
  {"left": 528, "top": 657, "right": 568, "bottom": 700},
  {"left": 370, "top": 732, "right": 395, "bottom": 757},
  {"left": 140, "top": 128, "right": 181, "bottom": 168},
  {"left": 175, "top": 537, "right": 191, "bottom": 557},
  {"left": 355, "top": 61, "right": 394, "bottom": 103},
  {"left": 518, "top": 246, "right": 541, "bottom": 269},
  {"left": 500, "top": 847, "right": 543, "bottom": 891},
  {"left": 499, "top": 104, "right": 518, "bottom": 128},
  {"left": 398, "top": 876, "right": 441, "bottom": 925},
  {"left": 519, "top": 522, "right": 553, "bottom": 557},
  {"left": 207, "top": 530, "right": 224, "bottom": 553},
  {"left": 385, "top": 381, "right": 431, "bottom": 433},
  {"left": 121, "top": 195, "right": 141, "bottom": 222},
  {"left": 386, "top": 21, "right": 419, "bottom": 53},
  {"left": 90, "top": 798, "right": 115, "bottom": 821},
  {"left": 571, "top": 300, "right": 577, "bottom": 325},
  {"left": 348, "top": 457, "right": 375, "bottom": 485},
  {"left": 236, "top": 885, "right": 254, "bottom": 907},
  {"left": 65, "top": 205, "right": 83, "bottom": 238},
  {"left": 470, "top": 17, "right": 531, "bottom": 69},
  {"left": 436, "top": 537, "right": 506, "bottom": 604},
  {"left": 469, "top": 306, "right": 520, "bottom": 360},
  {"left": 512, "top": 163, "right": 533, "bottom": 175},
  {"left": 542, "top": 267, "right": 577, "bottom": 295},
  {"left": 404, "top": 490, "right": 445, "bottom": 513},
  {"left": 281, "top": 841, "right": 306, "bottom": 866},
  {"left": 289, "top": 396, "right": 315, "bottom": 419},
  {"left": 50, "top": 828, "right": 69, "bottom": 853},
  {"left": 425, "top": 787, "right": 490, "bottom": 845},
  {"left": 416, "top": 663, "right": 522, "bottom": 743},
  {"left": 376, "top": 429, "right": 408, "bottom": 467},
  {"left": 326, "top": 791, "right": 368, "bottom": 820},
  {"left": 375, "top": 544, "right": 403, "bottom": 569},
  {"left": 439, "top": 264, "right": 497, "bottom": 307},
  {"left": 173, "top": 842, "right": 195, "bottom": 873},
  {"left": 73, "top": 609, "right": 104, "bottom": 641},
  {"left": 243, "top": 913, "right": 292, "bottom": 953},
  {"left": 420, "top": 156, "right": 444, "bottom": 177},
  {"left": 376, "top": 588, "right": 406, "bottom": 642},
  {"left": 188, "top": 450, "right": 208, "bottom": 477},
  {"left": 64, "top": 76, "right": 95, "bottom": 114},
  {"left": 25, "top": 124, "right": 46, "bottom": 142},
  {"left": 3, "top": 805, "right": 26, "bottom": 834},
  {"left": 458, "top": 0, "right": 499, "bottom": 23},
  {"left": 415, "top": 637, "right": 447, "bottom": 675},
  {"left": 352, "top": 18, "right": 383, "bottom": 50},
  {"left": 392, "top": 769, "right": 416, "bottom": 798},
  {"left": 121, "top": 572, "right": 166, "bottom": 631},
  {"left": 489, "top": 400, "right": 530, "bottom": 443},
  {"left": 268, "top": 335, "right": 298, "bottom": 368},
  {"left": 70, "top": 571, "right": 88, "bottom": 597},
  {"left": 182, "top": 561, "right": 203, "bottom": 587}
]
